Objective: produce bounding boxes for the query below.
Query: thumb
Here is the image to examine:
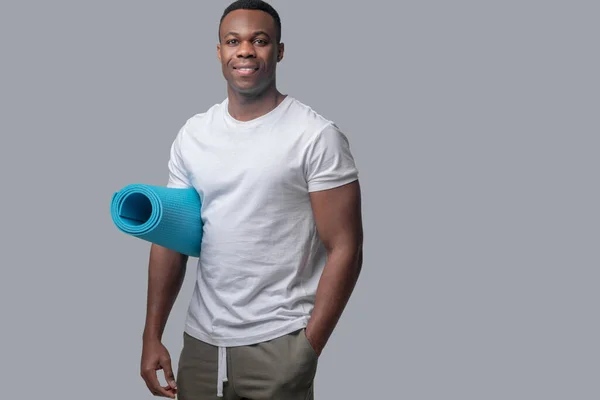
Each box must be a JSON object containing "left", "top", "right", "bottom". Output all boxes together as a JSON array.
[{"left": 162, "top": 357, "right": 177, "bottom": 390}]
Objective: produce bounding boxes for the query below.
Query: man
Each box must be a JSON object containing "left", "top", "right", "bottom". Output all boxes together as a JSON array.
[{"left": 140, "top": 1, "right": 363, "bottom": 398}]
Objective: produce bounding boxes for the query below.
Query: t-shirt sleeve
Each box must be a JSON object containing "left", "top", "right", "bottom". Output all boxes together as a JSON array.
[
  {"left": 304, "top": 122, "right": 359, "bottom": 192},
  {"left": 166, "top": 124, "right": 193, "bottom": 188}
]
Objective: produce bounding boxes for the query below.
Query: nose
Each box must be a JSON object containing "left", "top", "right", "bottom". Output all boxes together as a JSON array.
[{"left": 236, "top": 40, "right": 256, "bottom": 58}]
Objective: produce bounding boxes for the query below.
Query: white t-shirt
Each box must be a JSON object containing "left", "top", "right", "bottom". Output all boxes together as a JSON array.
[{"left": 166, "top": 95, "right": 359, "bottom": 347}]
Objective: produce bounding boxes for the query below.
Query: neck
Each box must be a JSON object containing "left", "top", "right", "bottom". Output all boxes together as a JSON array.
[{"left": 227, "top": 83, "right": 286, "bottom": 122}]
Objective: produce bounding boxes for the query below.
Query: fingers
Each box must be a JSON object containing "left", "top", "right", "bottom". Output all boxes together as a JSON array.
[
  {"left": 141, "top": 364, "right": 176, "bottom": 398},
  {"left": 161, "top": 357, "right": 178, "bottom": 391}
]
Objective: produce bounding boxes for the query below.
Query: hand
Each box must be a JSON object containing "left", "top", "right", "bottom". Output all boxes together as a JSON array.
[
  {"left": 141, "top": 339, "right": 178, "bottom": 398},
  {"left": 304, "top": 326, "right": 323, "bottom": 357}
]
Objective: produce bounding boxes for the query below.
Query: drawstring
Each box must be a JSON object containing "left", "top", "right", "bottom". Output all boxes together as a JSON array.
[{"left": 217, "top": 346, "right": 228, "bottom": 397}]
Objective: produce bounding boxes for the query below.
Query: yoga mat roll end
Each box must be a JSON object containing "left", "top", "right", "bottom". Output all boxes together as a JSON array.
[{"left": 110, "top": 184, "right": 203, "bottom": 258}]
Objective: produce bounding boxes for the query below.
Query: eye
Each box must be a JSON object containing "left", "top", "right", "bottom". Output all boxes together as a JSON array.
[
  {"left": 226, "top": 39, "right": 238, "bottom": 45},
  {"left": 254, "top": 39, "right": 268, "bottom": 45}
]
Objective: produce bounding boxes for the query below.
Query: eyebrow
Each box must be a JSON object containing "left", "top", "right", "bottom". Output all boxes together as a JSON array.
[{"left": 224, "top": 30, "right": 271, "bottom": 38}]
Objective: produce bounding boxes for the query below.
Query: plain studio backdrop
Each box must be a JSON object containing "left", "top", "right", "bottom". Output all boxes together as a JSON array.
[{"left": 0, "top": 0, "right": 598, "bottom": 399}]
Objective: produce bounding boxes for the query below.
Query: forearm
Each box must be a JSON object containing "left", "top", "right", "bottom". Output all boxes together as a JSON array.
[
  {"left": 143, "top": 244, "right": 188, "bottom": 342},
  {"left": 307, "top": 245, "right": 362, "bottom": 353}
]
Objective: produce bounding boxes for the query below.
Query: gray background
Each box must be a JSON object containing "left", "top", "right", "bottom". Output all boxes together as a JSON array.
[{"left": 1, "top": 0, "right": 598, "bottom": 399}]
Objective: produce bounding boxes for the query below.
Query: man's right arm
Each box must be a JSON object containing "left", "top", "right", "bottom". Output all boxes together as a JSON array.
[
  {"left": 140, "top": 243, "right": 188, "bottom": 399},
  {"left": 143, "top": 244, "right": 188, "bottom": 341},
  {"left": 140, "top": 122, "right": 191, "bottom": 397}
]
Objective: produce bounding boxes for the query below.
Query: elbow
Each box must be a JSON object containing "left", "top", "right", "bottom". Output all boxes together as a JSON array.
[
  {"left": 324, "top": 231, "right": 363, "bottom": 279},
  {"left": 350, "top": 230, "right": 364, "bottom": 280},
  {"left": 354, "top": 228, "right": 364, "bottom": 276},
  {"left": 341, "top": 240, "right": 364, "bottom": 280},
  {"left": 355, "top": 243, "right": 363, "bottom": 279}
]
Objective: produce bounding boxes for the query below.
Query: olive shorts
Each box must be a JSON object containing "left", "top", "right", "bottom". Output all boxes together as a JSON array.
[{"left": 176, "top": 328, "right": 319, "bottom": 399}]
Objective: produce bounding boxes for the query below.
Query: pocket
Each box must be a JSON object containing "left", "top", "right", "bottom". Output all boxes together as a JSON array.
[{"left": 300, "top": 329, "right": 319, "bottom": 360}]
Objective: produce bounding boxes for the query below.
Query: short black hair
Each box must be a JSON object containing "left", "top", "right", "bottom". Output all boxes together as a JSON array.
[{"left": 219, "top": 0, "right": 282, "bottom": 43}]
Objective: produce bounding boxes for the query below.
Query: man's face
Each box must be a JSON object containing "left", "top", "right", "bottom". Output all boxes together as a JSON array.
[{"left": 217, "top": 9, "right": 283, "bottom": 96}]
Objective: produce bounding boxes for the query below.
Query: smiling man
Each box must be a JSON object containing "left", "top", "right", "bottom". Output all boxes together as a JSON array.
[{"left": 139, "top": 1, "right": 363, "bottom": 399}]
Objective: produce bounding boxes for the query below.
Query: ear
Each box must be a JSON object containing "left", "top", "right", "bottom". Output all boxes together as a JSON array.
[
  {"left": 277, "top": 42, "right": 285, "bottom": 62},
  {"left": 217, "top": 43, "right": 222, "bottom": 62}
]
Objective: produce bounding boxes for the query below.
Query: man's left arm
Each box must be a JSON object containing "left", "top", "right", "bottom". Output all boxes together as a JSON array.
[{"left": 305, "top": 179, "right": 364, "bottom": 356}]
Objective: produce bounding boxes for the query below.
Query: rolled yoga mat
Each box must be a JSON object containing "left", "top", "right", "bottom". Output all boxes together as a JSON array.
[{"left": 110, "top": 184, "right": 203, "bottom": 257}]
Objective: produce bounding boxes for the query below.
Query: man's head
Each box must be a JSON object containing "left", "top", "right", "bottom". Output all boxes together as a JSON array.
[{"left": 217, "top": 0, "right": 284, "bottom": 96}]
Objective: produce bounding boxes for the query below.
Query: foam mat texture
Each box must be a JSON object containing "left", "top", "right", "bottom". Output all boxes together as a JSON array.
[{"left": 110, "top": 184, "right": 202, "bottom": 257}]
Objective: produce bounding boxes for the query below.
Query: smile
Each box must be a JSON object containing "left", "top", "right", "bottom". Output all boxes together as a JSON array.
[{"left": 233, "top": 67, "right": 259, "bottom": 76}]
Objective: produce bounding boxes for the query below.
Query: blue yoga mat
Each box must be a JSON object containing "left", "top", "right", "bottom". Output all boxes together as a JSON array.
[{"left": 110, "top": 184, "right": 203, "bottom": 257}]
